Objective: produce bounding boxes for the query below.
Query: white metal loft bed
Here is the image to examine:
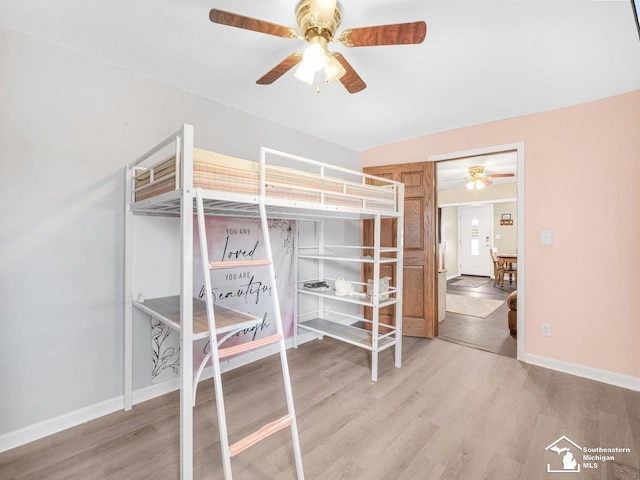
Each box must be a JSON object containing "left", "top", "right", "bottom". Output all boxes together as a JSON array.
[{"left": 123, "top": 124, "right": 404, "bottom": 479}]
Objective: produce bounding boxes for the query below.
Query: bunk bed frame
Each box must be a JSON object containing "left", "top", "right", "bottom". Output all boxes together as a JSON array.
[{"left": 123, "top": 124, "right": 404, "bottom": 479}]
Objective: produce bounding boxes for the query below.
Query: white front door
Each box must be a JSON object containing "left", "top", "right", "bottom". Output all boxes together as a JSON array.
[{"left": 458, "top": 205, "right": 493, "bottom": 276}]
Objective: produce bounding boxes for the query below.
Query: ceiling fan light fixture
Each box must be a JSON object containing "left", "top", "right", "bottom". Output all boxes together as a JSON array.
[
  {"left": 301, "top": 39, "right": 326, "bottom": 72},
  {"left": 294, "top": 61, "right": 316, "bottom": 85},
  {"left": 295, "top": 35, "right": 332, "bottom": 86},
  {"left": 324, "top": 54, "right": 346, "bottom": 82},
  {"left": 466, "top": 179, "right": 489, "bottom": 190}
]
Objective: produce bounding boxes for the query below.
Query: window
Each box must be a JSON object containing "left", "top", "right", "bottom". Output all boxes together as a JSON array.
[{"left": 471, "top": 219, "right": 479, "bottom": 256}]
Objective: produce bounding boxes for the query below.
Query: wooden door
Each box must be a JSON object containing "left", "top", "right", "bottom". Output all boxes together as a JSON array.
[{"left": 363, "top": 162, "right": 438, "bottom": 338}]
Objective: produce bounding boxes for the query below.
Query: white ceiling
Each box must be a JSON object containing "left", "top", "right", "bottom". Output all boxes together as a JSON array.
[{"left": 1, "top": 0, "right": 639, "bottom": 151}]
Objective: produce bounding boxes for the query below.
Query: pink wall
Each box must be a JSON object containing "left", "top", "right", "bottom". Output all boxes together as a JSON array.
[{"left": 362, "top": 90, "right": 640, "bottom": 378}]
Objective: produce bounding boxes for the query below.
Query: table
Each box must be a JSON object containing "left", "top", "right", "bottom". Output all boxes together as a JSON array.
[
  {"left": 497, "top": 254, "right": 517, "bottom": 287},
  {"left": 133, "top": 295, "right": 264, "bottom": 402}
]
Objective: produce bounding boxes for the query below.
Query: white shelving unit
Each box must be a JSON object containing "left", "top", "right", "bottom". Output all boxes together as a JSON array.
[{"left": 294, "top": 213, "right": 404, "bottom": 382}]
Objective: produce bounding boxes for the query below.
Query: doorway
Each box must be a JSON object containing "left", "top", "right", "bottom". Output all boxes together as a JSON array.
[
  {"left": 430, "top": 142, "right": 525, "bottom": 360},
  {"left": 438, "top": 183, "right": 516, "bottom": 357}
]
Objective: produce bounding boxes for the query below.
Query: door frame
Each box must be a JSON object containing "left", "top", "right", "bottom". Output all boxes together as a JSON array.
[
  {"left": 429, "top": 142, "right": 525, "bottom": 361},
  {"left": 457, "top": 204, "right": 494, "bottom": 277}
]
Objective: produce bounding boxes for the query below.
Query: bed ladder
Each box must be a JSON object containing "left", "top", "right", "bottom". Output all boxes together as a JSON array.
[{"left": 195, "top": 188, "right": 304, "bottom": 480}]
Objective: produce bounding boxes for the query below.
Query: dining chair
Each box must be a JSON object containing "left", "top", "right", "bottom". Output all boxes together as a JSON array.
[
  {"left": 491, "top": 247, "right": 517, "bottom": 289},
  {"left": 490, "top": 247, "right": 503, "bottom": 287},
  {"left": 503, "top": 261, "right": 517, "bottom": 287}
]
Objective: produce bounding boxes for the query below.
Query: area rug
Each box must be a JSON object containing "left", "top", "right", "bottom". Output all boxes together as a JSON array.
[
  {"left": 450, "top": 276, "right": 491, "bottom": 288},
  {"left": 608, "top": 462, "right": 640, "bottom": 480},
  {"left": 445, "top": 294, "right": 504, "bottom": 318}
]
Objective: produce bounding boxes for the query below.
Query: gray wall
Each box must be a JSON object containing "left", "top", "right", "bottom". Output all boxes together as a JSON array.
[{"left": 0, "top": 26, "right": 359, "bottom": 436}]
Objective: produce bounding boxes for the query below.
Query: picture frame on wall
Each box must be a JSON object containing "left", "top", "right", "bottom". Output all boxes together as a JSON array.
[{"left": 500, "top": 213, "right": 514, "bottom": 226}]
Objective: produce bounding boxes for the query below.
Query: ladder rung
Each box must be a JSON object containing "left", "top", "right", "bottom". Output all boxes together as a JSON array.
[
  {"left": 218, "top": 334, "right": 282, "bottom": 359},
  {"left": 229, "top": 415, "right": 293, "bottom": 457},
  {"left": 209, "top": 259, "right": 272, "bottom": 269}
]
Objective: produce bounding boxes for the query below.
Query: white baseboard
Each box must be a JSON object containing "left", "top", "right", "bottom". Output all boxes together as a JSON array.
[
  {"left": 0, "top": 331, "right": 317, "bottom": 453},
  {"left": 0, "top": 395, "right": 125, "bottom": 454},
  {"left": 524, "top": 353, "right": 640, "bottom": 392}
]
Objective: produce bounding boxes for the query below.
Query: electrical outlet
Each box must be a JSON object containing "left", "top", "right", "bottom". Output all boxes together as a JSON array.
[{"left": 541, "top": 323, "right": 551, "bottom": 337}]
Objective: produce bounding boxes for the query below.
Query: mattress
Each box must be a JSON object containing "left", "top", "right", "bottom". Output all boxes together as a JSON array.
[{"left": 134, "top": 148, "right": 396, "bottom": 212}]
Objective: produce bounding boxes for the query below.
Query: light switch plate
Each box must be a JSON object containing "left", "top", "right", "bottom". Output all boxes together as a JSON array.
[{"left": 540, "top": 230, "right": 552, "bottom": 245}]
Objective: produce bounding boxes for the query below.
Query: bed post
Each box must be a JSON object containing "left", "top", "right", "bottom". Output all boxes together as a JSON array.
[
  {"left": 395, "top": 183, "right": 404, "bottom": 368},
  {"left": 293, "top": 220, "right": 299, "bottom": 348},
  {"left": 124, "top": 165, "right": 133, "bottom": 411},
  {"left": 179, "top": 124, "right": 195, "bottom": 480}
]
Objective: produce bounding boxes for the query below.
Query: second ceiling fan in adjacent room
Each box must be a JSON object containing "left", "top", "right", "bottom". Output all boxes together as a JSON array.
[{"left": 463, "top": 166, "right": 515, "bottom": 191}]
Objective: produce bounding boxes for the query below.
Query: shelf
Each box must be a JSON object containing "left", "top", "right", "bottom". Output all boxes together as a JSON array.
[
  {"left": 298, "top": 318, "right": 397, "bottom": 351},
  {"left": 133, "top": 295, "right": 262, "bottom": 341},
  {"left": 297, "top": 288, "right": 399, "bottom": 308},
  {"left": 298, "top": 254, "right": 399, "bottom": 263},
  {"left": 298, "top": 246, "right": 399, "bottom": 252}
]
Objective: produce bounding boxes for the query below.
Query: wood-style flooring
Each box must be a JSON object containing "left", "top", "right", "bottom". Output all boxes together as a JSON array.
[
  {"left": 439, "top": 275, "right": 517, "bottom": 358},
  {"left": 1, "top": 336, "right": 639, "bottom": 480}
]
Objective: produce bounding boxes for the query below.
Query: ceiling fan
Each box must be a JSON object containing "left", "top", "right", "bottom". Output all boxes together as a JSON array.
[
  {"left": 463, "top": 166, "right": 515, "bottom": 191},
  {"left": 209, "top": 0, "right": 427, "bottom": 93}
]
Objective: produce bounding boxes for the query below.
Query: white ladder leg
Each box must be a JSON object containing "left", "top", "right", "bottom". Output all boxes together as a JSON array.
[
  {"left": 196, "top": 190, "right": 233, "bottom": 479},
  {"left": 258, "top": 201, "right": 305, "bottom": 480}
]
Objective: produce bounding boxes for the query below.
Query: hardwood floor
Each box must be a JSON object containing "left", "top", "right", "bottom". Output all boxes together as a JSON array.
[
  {"left": 439, "top": 275, "right": 517, "bottom": 358},
  {"left": 2, "top": 336, "right": 639, "bottom": 480}
]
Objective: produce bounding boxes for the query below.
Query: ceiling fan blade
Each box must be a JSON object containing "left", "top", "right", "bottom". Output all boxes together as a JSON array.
[
  {"left": 338, "top": 21, "right": 426, "bottom": 47},
  {"left": 488, "top": 173, "right": 515, "bottom": 178},
  {"left": 209, "top": 9, "right": 298, "bottom": 39},
  {"left": 310, "top": 0, "right": 338, "bottom": 24},
  {"left": 332, "top": 53, "right": 366, "bottom": 94},
  {"left": 256, "top": 53, "right": 303, "bottom": 85}
]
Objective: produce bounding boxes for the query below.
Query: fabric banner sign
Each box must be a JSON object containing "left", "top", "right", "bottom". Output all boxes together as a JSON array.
[{"left": 152, "top": 216, "right": 295, "bottom": 383}]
